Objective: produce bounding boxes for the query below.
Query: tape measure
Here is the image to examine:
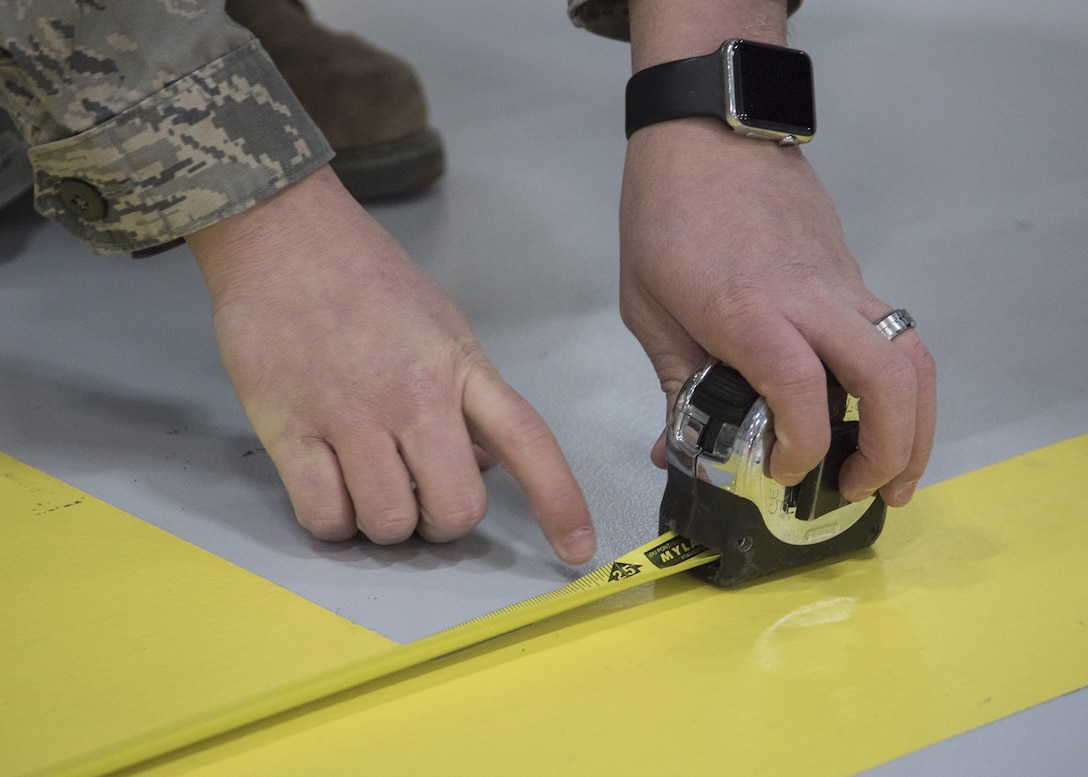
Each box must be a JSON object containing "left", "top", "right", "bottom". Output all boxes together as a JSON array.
[
  {"left": 312, "top": 530, "right": 720, "bottom": 693},
  {"left": 661, "top": 361, "right": 886, "bottom": 587},
  {"left": 145, "top": 531, "right": 720, "bottom": 772},
  {"left": 430, "top": 530, "right": 719, "bottom": 654}
]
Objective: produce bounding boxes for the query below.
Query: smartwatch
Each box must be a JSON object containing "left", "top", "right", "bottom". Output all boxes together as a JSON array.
[{"left": 625, "top": 39, "right": 816, "bottom": 145}]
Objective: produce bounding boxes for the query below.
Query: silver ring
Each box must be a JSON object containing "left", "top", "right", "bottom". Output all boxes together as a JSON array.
[{"left": 875, "top": 309, "right": 916, "bottom": 341}]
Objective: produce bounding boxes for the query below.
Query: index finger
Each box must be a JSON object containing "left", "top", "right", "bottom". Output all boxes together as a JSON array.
[
  {"left": 463, "top": 370, "right": 597, "bottom": 565},
  {"left": 700, "top": 312, "right": 833, "bottom": 486}
]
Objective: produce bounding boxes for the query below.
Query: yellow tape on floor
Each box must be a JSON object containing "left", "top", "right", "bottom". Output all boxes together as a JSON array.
[
  {"left": 4, "top": 435, "right": 1088, "bottom": 776},
  {"left": 0, "top": 452, "right": 396, "bottom": 777}
]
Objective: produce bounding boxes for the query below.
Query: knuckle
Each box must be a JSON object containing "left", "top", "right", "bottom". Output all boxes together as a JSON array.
[
  {"left": 358, "top": 504, "right": 417, "bottom": 545},
  {"left": 395, "top": 348, "right": 477, "bottom": 413},
  {"left": 768, "top": 358, "right": 827, "bottom": 399},
  {"left": 500, "top": 406, "right": 556, "bottom": 461},
  {"left": 651, "top": 352, "right": 703, "bottom": 399},
  {"left": 397, "top": 371, "right": 447, "bottom": 414},
  {"left": 426, "top": 491, "right": 488, "bottom": 536},
  {"left": 868, "top": 444, "right": 912, "bottom": 478},
  {"left": 870, "top": 351, "right": 919, "bottom": 400},
  {"left": 296, "top": 508, "right": 357, "bottom": 542},
  {"left": 856, "top": 435, "right": 913, "bottom": 483},
  {"left": 907, "top": 338, "right": 938, "bottom": 381},
  {"left": 763, "top": 366, "right": 831, "bottom": 469},
  {"left": 701, "top": 282, "right": 759, "bottom": 330},
  {"left": 775, "top": 432, "right": 829, "bottom": 477}
]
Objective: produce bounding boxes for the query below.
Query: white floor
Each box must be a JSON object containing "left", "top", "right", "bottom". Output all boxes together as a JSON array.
[{"left": 2, "top": 0, "right": 1087, "bottom": 774}]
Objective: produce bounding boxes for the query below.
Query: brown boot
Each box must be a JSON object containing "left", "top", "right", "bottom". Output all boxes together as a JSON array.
[{"left": 225, "top": 0, "right": 444, "bottom": 200}]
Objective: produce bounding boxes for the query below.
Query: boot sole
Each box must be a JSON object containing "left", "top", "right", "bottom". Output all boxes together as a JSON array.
[{"left": 329, "top": 127, "right": 446, "bottom": 202}]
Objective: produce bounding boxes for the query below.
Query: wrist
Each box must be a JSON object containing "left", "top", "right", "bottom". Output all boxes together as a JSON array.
[
  {"left": 629, "top": 0, "right": 788, "bottom": 71},
  {"left": 187, "top": 165, "right": 348, "bottom": 300},
  {"left": 625, "top": 118, "right": 806, "bottom": 186},
  {"left": 625, "top": 32, "right": 814, "bottom": 146}
]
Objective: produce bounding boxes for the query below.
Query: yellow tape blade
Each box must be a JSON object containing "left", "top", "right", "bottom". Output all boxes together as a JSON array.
[
  {"left": 185, "top": 531, "right": 720, "bottom": 739},
  {"left": 2, "top": 444, "right": 717, "bottom": 777}
]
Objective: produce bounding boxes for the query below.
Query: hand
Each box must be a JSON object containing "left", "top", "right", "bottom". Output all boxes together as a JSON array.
[
  {"left": 619, "top": 120, "right": 936, "bottom": 506},
  {"left": 186, "top": 166, "right": 596, "bottom": 563}
]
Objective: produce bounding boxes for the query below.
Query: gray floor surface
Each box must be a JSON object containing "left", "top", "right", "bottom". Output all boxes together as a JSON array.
[{"left": 2, "top": 0, "right": 1086, "bottom": 774}]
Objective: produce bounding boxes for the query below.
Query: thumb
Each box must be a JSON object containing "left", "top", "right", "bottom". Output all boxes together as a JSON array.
[
  {"left": 620, "top": 287, "right": 709, "bottom": 419},
  {"left": 620, "top": 281, "right": 716, "bottom": 469}
]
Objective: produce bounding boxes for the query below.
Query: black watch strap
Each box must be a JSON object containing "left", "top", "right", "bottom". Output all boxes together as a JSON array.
[{"left": 625, "top": 46, "right": 726, "bottom": 140}]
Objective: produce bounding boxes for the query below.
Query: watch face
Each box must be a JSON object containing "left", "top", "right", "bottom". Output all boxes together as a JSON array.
[{"left": 728, "top": 40, "right": 816, "bottom": 137}]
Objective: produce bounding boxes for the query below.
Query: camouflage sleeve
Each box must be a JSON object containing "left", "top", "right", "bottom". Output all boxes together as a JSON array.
[
  {"left": 0, "top": 108, "right": 31, "bottom": 210},
  {"left": 567, "top": 0, "right": 803, "bottom": 42},
  {"left": 0, "top": 1, "right": 333, "bottom": 256}
]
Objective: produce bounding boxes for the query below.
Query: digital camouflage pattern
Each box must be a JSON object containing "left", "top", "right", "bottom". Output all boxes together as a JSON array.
[
  {"left": 0, "top": 108, "right": 30, "bottom": 210},
  {"left": 0, "top": 0, "right": 331, "bottom": 255},
  {"left": 1, "top": 1, "right": 802, "bottom": 254}
]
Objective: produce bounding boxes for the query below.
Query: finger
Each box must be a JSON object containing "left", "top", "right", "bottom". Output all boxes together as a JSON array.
[
  {"left": 650, "top": 427, "right": 668, "bottom": 469},
  {"left": 266, "top": 435, "right": 358, "bottom": 541},
  {"left": 619, "top": 283, "right": 707, "bottom": 468},
  {"left": 474, "top": 445, "right": 497, "bottom": 471},
  {"left": 399, "top": 417, "right": 489, "bottom": 544},
  {"left": 463, "top": 370, "right": 596, "bottom": 565},
  {"left": 711, "top": 313, "right": 832, "bottom": 486},
  {"left": 877, "top": 332, "right": 937, "bottom": 506},
  {"left": 808, "top": 310, "right": 919, "bottom": 502},
  {"left": 334, "top": 431, "right": 419, "bottom": 544}
]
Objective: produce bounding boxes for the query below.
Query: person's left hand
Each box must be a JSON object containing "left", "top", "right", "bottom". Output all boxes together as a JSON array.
[{"left": 619, "top": 119, "right": 936, "bottom": 507}]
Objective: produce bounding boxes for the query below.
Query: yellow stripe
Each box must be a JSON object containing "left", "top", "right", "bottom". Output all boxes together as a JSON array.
[
  {"left": 103, "top": 532, "right": 718, "bottom": 776},
  {"left": 1, "top": 452, "right": 396, "bottom": 777},
  {"left": 9, "top": 434, "right": 1088, "bottom": 776},
  {"left": 1, "top": 450, "right": 715, "bottom": 777},
  {"left": 131, "top": 434, "right": 1088, "bottom": 777}
]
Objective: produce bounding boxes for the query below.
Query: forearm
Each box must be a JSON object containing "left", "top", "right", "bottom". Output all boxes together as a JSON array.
[
  {"left": 628, "top": 0, "right": 788, "bottom": 70},
  {"left": 187, "top": 164, "right": 349, "bottom": 307}
]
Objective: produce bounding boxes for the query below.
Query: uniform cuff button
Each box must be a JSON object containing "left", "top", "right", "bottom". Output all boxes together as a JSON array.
[{"left": 58, "top": 178, "right": 108, "bottom": 221}]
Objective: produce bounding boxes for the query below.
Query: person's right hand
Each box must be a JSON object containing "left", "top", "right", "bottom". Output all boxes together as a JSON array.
[{"left": 186, "top": 165, "right": 597, "bottom": 564}]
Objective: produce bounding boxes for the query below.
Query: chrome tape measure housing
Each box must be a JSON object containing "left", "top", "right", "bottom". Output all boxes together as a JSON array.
[{"left": 660, "top": 362, "right": 887, "bottom": 587}]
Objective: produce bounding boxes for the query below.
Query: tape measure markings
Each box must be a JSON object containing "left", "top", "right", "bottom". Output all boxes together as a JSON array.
[
  {"left": 443, "top": 531, "right": 719, "bottom": 642},
  {"left": 77, "top": 531, "right": 719, "bottom": 777}
]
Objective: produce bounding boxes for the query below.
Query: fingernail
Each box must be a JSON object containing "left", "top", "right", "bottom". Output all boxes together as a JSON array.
[
  {"left": 562, "top": 527, "right": 597, "bottom": 564},
  {"left": 894, "top": 480, "right": 919, "bottom": 505}
]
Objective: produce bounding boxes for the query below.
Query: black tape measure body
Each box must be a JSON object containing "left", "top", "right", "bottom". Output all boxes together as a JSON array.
[{"left": 660, "top": 363, "right": 886, "bottom": 587}]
